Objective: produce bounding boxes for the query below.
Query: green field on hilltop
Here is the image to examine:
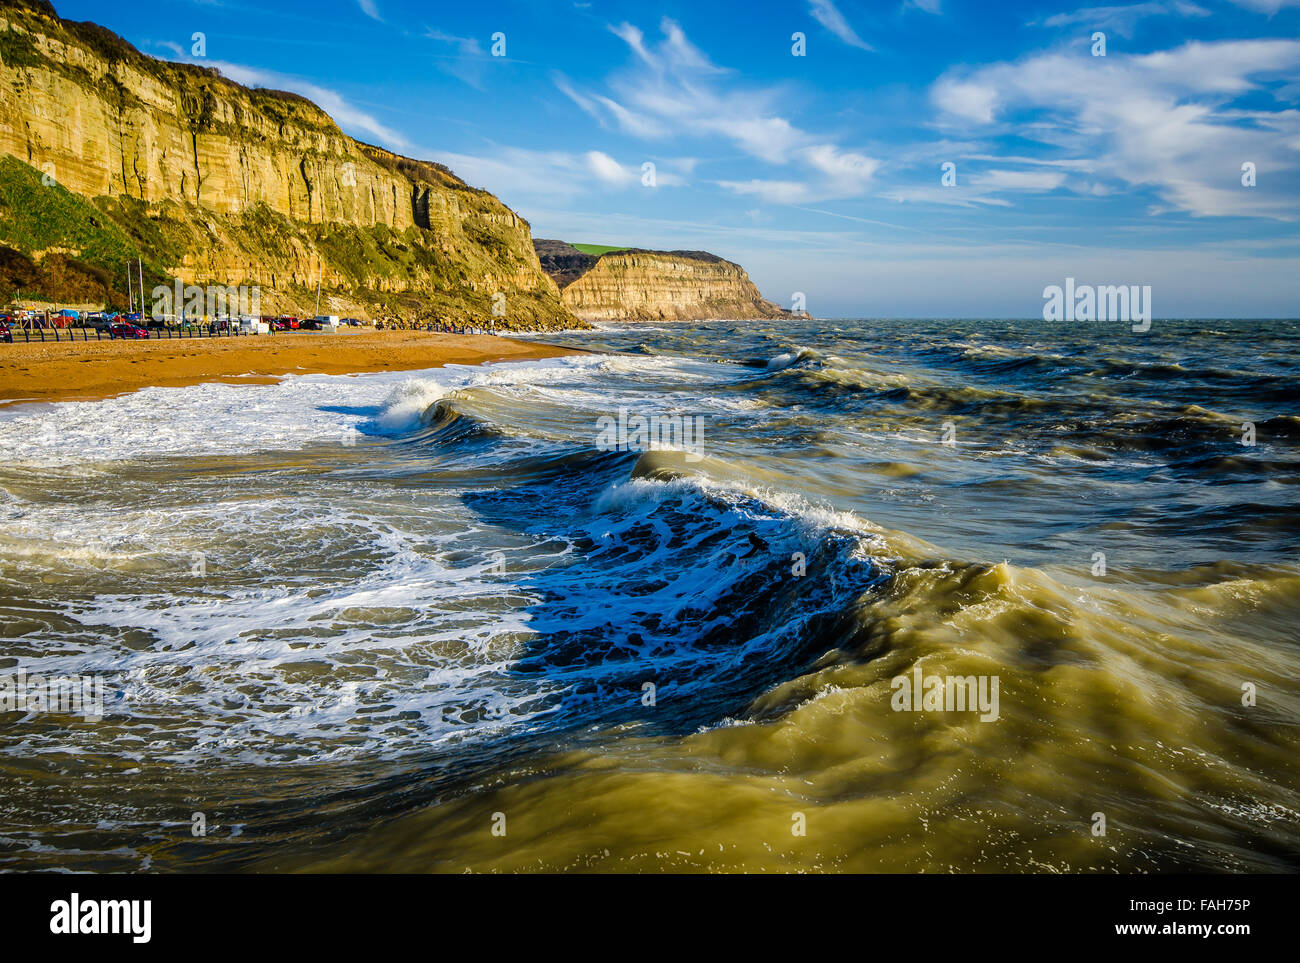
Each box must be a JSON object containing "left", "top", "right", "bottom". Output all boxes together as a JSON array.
[{"left": 570, "top": 243, "right": 628, "bottom": 256}]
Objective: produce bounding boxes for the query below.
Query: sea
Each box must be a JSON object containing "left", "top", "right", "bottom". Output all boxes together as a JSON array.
[{"left": 0, "top": 317, "right": 1296, "bottom": 872}]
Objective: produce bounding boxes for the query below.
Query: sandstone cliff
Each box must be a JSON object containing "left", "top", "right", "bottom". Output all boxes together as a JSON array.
[
  {"left": 534, "top": 239, "right": 794, "bottom": 323},
  {"left": 0, "top": 0, "right": 578, "bottom": 328}
]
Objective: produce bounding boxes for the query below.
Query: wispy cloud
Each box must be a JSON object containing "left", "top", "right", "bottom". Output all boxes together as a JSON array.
[
  {"left": 881, "top": 166, "right": 1072, "bottom": 210},
  {"left": 1032, "top": 2, "right": 1210, "bottom": 37},
  {"left": 357, "top": 0, "right": 381, "bottom": 22},
  {"left": 556, "top": 18, "right": 880, "bottom": 203},
  {"left": 151, "top": 40, "right": 185, "bottom": 59},
  {"left": 809, "top": 0, "right": 873, "bottom": 50},
  {"left": 716, "top": 179, "right": 813, "bottom": 204},
  {"left": 1227, "top": 0, "right": 1300, "bottom": 12},
  {"left": 718, "top": 146, "right": 882, "bottom": 205},
  {"left": 971, "top": 169, "right": 1068, "bottom": 191},
  {"left": 414, "top": 145, "right": 684, "bottom": 205},
  {"left": 424, "top": 28, "right": 492, "bottom": 89}
]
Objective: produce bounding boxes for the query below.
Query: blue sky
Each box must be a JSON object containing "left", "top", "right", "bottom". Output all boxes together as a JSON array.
[{"left": 53, "top": 0, "right": 1300, "bottom": 317}]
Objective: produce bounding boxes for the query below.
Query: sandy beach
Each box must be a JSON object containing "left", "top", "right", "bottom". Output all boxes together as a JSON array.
[{"left": 0, "top": 330, "right": 581, "bottom": 405}]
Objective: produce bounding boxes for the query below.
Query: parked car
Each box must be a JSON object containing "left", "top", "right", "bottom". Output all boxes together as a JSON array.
[
  {"left": 108, "top": 322, "right": 149, "bottom": 339},
  {"left": 0, "top": 320, "right": 11, "bottom": 343}
]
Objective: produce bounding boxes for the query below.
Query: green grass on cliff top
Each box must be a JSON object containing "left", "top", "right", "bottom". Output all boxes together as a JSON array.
[{"left": 570, "top": 243, "right": 628, "bottom": 256}]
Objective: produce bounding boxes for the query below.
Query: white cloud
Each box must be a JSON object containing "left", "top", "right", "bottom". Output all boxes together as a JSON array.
[
  {"left": 933, "top": 81, "right": 999, "bottom": 123},
  {"left": 809, "top": 0, "right": 873, "bottom": 51},
  {"left": 357, "top": 0, "right": 381, "bottom": 21},
  {"left": 417, "top": 145, "right": 686, "bottom": 206},
  {"left": 425, "top": 29, "right": 482, "bottom": 55},
  {"left": 598, "top": 95, "right": 671, "bottom": 139},
  {"left": 1034, "top": 2, "right": 1210, "bottom": 37},
  {"left": 563, "top": 20, "right": 790, "bottom": 157},
  {"left": 658, "top": 19, "right": 725, "bottom": 73},
  {"left": 430, "top": 148, "right": 612, "bottom": 202},
  {"left": 970, "top": 169, "right": 1068, "bottom": 191},
  {"left": 717, "top": 179, "right": 812, "bottom": 204},
  {"left": 425, "top": 29, "right": 490, "bottom": 88},
  {"left": 803, "top": 144, "right": 881, "bottom": 193},
  {"left": 1227, "top": 0, "right": 1300, "bottom": 12},
  {"left": 608, "top": 23, "right": 655, "bottom": 68},
  {"left": 554, "top": 73, "right": 671, "bottom": 138},
  {"left": 557, "top": 18, "right": 879, "bottom": 203},
  {"left": 930, "top": 39, "right": 1300, "bottom": 217},
  {"left": 586, "top": 150, "right": 634, "bottom": 186},
  {"left": 717, "top": 146, "right": 881, "bottom": 205}
]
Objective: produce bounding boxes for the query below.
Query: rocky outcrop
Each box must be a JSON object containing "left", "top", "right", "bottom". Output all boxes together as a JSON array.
[
  {"left": 0, "top": 0, "right": 578, "bottom": 327},
  {"left": 534, "top": 240, "right": 794, "bottom": 322}
]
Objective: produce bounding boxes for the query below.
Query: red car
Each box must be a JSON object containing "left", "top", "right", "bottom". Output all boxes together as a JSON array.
[
  {"left": 0, "top": 320, "right": 11, "bottom": 343},
  {"left": 108, "top": 322, "right": 149, "bottom": 339}
]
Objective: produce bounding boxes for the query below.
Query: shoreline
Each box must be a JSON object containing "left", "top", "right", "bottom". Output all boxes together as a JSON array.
[{"left": 0, "top": 330, "right": 584, "bottom": 407}]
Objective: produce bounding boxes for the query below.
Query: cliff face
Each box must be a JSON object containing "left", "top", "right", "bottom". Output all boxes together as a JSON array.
[
  {"left": 534, "top": 241, "right": 793, "bottom": 323},
  {"left": 0, "top": 0, "right": 578, "bottom": 327}
]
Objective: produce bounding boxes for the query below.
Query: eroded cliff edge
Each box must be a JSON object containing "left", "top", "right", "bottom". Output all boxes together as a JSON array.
[
  {"left": 0, "top": 0, "right": 578, "bottom": 328},
  {"left": 534, "top": 239, "right": 795, "bottom": 323}
]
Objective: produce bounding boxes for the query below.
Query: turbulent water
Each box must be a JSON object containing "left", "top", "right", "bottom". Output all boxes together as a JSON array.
[{"left": 0, "top": 317, "right": 1296, "bottom": 873}]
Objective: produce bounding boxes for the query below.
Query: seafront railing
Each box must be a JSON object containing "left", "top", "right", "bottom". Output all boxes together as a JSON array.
[
  {"left": 1, "top": 322, "right": 498, "bottom": 343},
  {"left": 0, "top": 325, "right": 258, "bottom": 343}
]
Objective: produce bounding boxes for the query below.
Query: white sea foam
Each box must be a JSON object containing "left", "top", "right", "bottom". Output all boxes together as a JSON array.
[
  {"left": 0, "top": 345, "right": 884, "bottom": 766},
  {"left": 0, "top": 356, "right": 619, "bottom": 467}
]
